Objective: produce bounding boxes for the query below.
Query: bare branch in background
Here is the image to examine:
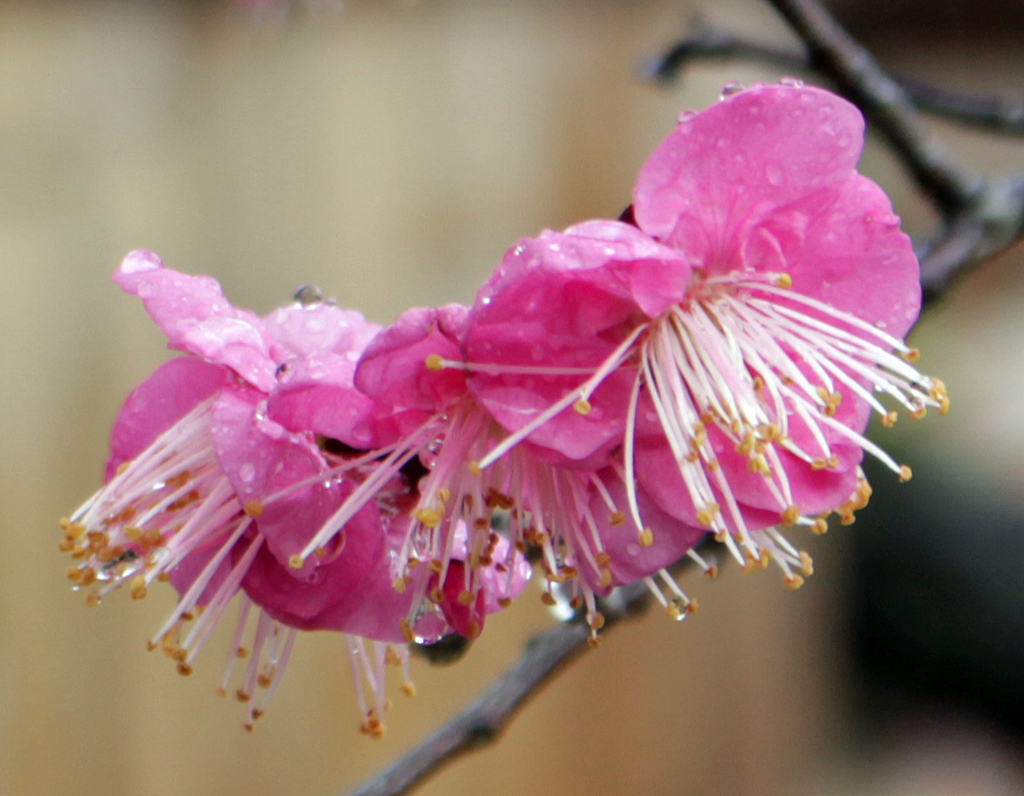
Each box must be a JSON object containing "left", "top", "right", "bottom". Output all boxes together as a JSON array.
[
  {"left": 345, "top": 2, "right": 1024, "bottom": 795},
  {"left": 650, "top": 23, "right": 1024, "bottom": 137},
  {"left": 345, "top": 579, "right": 656, "bottom": 796}
]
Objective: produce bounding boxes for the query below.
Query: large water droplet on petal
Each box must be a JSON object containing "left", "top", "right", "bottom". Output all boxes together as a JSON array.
[{"left": 121, "top": 250, "right": 162, "bottom": 274}]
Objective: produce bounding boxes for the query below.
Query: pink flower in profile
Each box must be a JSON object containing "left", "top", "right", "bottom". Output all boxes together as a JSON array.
[
  {"left": 460, "top": 83, "right": 948, "bottom": 593},
  {"left": 61, "top": 252, "right": 428, "bottom": 733}
]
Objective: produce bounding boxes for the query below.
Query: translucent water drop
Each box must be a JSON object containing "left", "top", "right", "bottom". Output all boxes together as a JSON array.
[
  {"left": 779, "top": 76, "right": 804, "bottom": 88},
  {"left": 677, "top": 109, "right": 698, "bottom": 123},
  {"left": 720, "top": 81, "right": 745, "bottom": 98},
  {"left": 239, "top": 462, "right": 256, "bottom": 483},
  {"left": 120, "top": 250, "right": 162, "bottom": 274}
]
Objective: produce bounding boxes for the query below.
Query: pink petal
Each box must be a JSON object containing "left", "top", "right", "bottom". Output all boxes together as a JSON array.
[
  {"left": 354, "top": 305, "right": 470, "bottom": 412},
  {"left": 210, "top": 386, "right": 384, "bottom": 580},
  {"left": 262, "top": 303, "right": 381, "bottom": 360},
  {"left": 105, "top": 357, "right": 228, "bottom": 481},
  {"left": 635, "top": 85, "right": 865, "bottom": 258},
  {"left": 115, "top": 251, "right": 278, "bottom": 392}
]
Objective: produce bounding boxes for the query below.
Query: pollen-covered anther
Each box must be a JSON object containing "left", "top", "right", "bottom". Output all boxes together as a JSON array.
[
  {"left": 800, "top": 551, "right": 814, "bottom": 577},
  {"left": 428, "top": 586, "right": 446, "bottom": 604},
  {"left": 428, "top": 558, "right": 444, "bottom": 574},
  {"left": 391, "top": 577, "right": 407, "bottom": 594},
  {"left": 572, "top": 397, "right": 593, "bottom": 416},
  {"left": 130, "top": 575, "right": 147, "bottom": 600},
  {"left": 84, "top": 590, "right": 101, "bottom": 607},
  {"left": 401, "top": 681, "right": 417, "bottom": 698},
  {"left": 360, "top": 710, "right": 386, "bottom": 739},
  {"left": 637, "top": 527, "right": 654, "bottom": 547},
  {"left": 773, "top": 272, "right": 793, "bottom": 288},
  {"left": 812, "top": 517, "right": 829, "bottom": 535},
  {"left": 910, "top": 405, "right": 927, "bottom": 420},
  {"left": 784, "top": 574, "right": 805, "bottom": 590},
  {"left": 902, "top": 347, "right": 921, "bottom": 362},
  {"left": 176, "top": 663, "right": 193, "bottom": 676},
  {"left": 399, "top": 619, "right": 415, "bottom": 643},
  {"left": 929, "top": 378, "right": 950, "bottom": 414},
  {"left": 899, "top": 464, "right": 913, "bottom": 483},
  {"left": 589, "top": 611, "right": 606, "bottom": 632},
  {"left": 703, "top": 564, "right": 718, "bottom": 579},
  {"left": 540, "top": 591, "right": 557, "bottom": 607},
  {"left": 467, "top": 460, "right": 482, "bottom": 477},
  {"left": 288, "top": 554, "right": 305, "bottom": 570},
  {"left": 609, "top": 510, "right": 626, "bottom": 526},
  {"left": 599, "top": 569, "right": 613, "bottom": 588},
  {"left": 424, "top": 353, "right": 445, "bottom": 372},
  {"left": 242, "top": 499, "right": 264, "bottom": 518},
  {"left": 882, "top": 410, "right": 898, "bottom": 427},
  {"left": 695, "top": 504, "right": 719, "bottom": 528},
  {"left": 457, "top": 590, "right": 474, "bottom": 607},
  {"left": 414, "top": 507, "right": 444, "bottom": 528},
  {"left": 465, "top": 620, "right": 481, "bottom": 639}
]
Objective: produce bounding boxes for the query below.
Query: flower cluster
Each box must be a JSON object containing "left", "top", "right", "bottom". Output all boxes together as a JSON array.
[{"left": 61, "top": 83, "right": 946, "bottom": 733}]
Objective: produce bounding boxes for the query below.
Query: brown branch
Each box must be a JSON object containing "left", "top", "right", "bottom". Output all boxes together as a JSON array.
[
  {"left": 344, "top": 579, "right": 657, "bottom": 796},
  {"left": 649, "top": 26, "right": 1024, "bottom": 136}
]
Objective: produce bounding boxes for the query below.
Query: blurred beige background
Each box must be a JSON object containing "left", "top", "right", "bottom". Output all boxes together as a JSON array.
[{"left": 1, "top": 1, "right": 1023, "bottom": 795}]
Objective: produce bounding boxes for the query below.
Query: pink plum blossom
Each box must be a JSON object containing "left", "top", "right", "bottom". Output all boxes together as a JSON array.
[
  {"left": 63, "top": 252, "right": 431, "bottom": 733},
  {"left": 459, "top": 83, "right": 948, "bottom": 594}
]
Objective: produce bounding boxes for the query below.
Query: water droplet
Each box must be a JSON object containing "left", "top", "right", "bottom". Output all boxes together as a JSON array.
[
  {"left": 720, "top": 81, "right": 745, "bottom": 98},
  {"left": 677, "top": 109, "right": 698, "bottom": 123},
  {"left": 548, "top": 243, "right": 561, "bottom": 252},
  {"left": 779, "top": 76, "right": 804, "bottom": 88},
  {"left": 874, "top": 321, "right": 887, "bottom": 330},
  {"left": 603, "top": 247, "right": 616, "bottom": 256},
  {"left": 120, "top": 250, "right": 162, "bottom": 274}
]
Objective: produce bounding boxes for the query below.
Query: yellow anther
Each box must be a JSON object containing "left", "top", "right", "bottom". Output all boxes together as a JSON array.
[
  {"left": 637, "top": 528, "right": 654, "bottom": 548},
  {"left": 881, "top": 411, "right": 898, "bottom": 427},
  {"left": 468, "top": 461, "right": 482, "bottom": 477},
  {"left": 586, "top": 635, "right": 603, "bottom": 649},
  {"left": 902, "top": 347, "right": 921, "bottom": 362},
  {"left": 609, "top": 511, "right": 626, "bottom": 526},
  {"left": 780, "top": 505, "right": 801, "bottom": 526},
  {"left": 123, "top": 526, "right": 143, "bottom": 542},
  {"left": 540, "top": 592, "right": 557, "bottom": 607},
  {"left": 465, "top": 620, "right": 481, "bottom": 640},
  {"left": 401, "top": 681, "right": 417, "bottom": 698},
  {"left": 599, "top": 569, "right": 612, "bottom": 588},
  {"left": 428, "top": 586, "right": 445, "bottom": 604},
  {"left": 85, "top": 590, "right": 101, "bottom": 607},
  {"left": 437, "top": 487, "right": 451, "bottom": 505},
  {"left": 573, "top": 398, "right": 592, "bottom": 415},
  {"left": 899, "top": 464, "right": 913, "bottom": 483},
  {"left": 800, "top": 551, "right": 814, "bottom": 577},
  {"left": 177, "top": 663, "right": 193, "bottom": 676},
  {"left": 595, "top": 552, "right": 612, "bottom": 567},
  {"left": 457, "top": 590, "right": 474, "bottom": 606},
  {"left": 424, "top": 353, "right": 445, "bottom": 371},
  {"left": 703, "top": 565, "right": 718, "bottom": 580},
  {"left": 695, "top": 505, "right": 718, "bottom": 528},
  {"left": 428, "top": 558, "right": 444, "bottom": 574},
  {"left": 589, "top": 611, "right": 606, "bottom": 631},
  {"left": 399, "top": 619, "right": 414, "bottom": 643},
  {"left": 811, "top": 517, "right": 829, "bottom": 535},
  {"left": 288, "top": 554, "right": 304, "bottom": 570},
  {"left": 910, "top": 406, "right": 927, "bottom": 420},
  {"left": 774, "top": 272, "right": 793, "bottom": 288},
  {"left": 414, "top": 508, "right": 444, "bottom": 528},
  {"left": 130, "top": 575, "right": 147, "bottom": 600},
  {"left": 243, "top": 500, "right": 264, "bottom": 518},
  {"left": 391, "top": 577, "right": 407, "bottom": 593},
  {"left": 784, "top": 574, "right": 805, "bottom": 590}
]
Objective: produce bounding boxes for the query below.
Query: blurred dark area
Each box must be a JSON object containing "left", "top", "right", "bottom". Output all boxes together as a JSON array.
[{"left": 851, "top": 450, "right": 1024, "bottom": 741}]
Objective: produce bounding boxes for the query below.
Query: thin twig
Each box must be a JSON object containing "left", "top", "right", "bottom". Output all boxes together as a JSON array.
[
  {"left": 344, "top": 580, "right": 656, "bottom": 796},
  {"left": 766, "top": 0, "right": 981, "bottom": 216},
  {"left": 649, "top": 26, "right": 1024, "bottom": 136}
]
